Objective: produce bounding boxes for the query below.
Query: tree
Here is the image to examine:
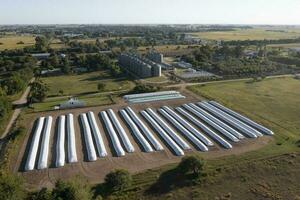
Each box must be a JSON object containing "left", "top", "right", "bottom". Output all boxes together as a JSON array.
[
  {"left": 131, "top": 84, "right": 159, "bottom": 94},
  {"left": 3, "top": 73, "right": 26, "bottom": 95},
  {"left": 0, "top": 88, "right": 11, "bottom": 120},
  {"left": 30, "top": 187, "right": 52, "bottom": 200},
  {"left": 0, "top": 173, "right": 25, "bottom": 200},
  {"left": 35, "top": 36, "right": 48, "bottom": 51},
  {"left": 28, "top": 81, "right": 49, "bottom": 103},
  {"left": 58, "top": 90, "right": 64, "bottom": 96},
  {"left": 104, "top": 169, "right": 132, "bottom": 192},
  {"left": 51, "top": 179, "right": 92, "bottom": 200},
  {"left": 49, "top": 54, "right": 59, "bottom": 67},
  {"left": 177, "top": 155, "right": 205, "bottom": 177},
  {"left": 62, "top": 57, "right": 71, "bottom": 74},
  {"left": 97, "top": 83, "right": 106, "bottom": 92}
]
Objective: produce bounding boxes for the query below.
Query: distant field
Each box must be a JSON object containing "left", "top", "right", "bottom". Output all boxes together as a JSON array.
[
  {"left": 0, "top": 34, "right": 35, "bottom": 50},
  {"left": 268, "top": 43, "right": 300, "bottom": 48},
  {"left": 138, "top": 44, "right": 199, "bottom": 53},
  {"left": 41, "top": 71, "right": 135, "bottom": 96},
  {"left": 190, "top": 28, "right": 300, "bottom": 41}
]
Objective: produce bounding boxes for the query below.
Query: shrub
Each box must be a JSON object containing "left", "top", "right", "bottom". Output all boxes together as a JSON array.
[
  {"left": 104, "top": 169, "right": 132, "bottom": 192},
  {"left": 51, "top": 178, "right": 92, "bottom": 200},
  {"left": 177, "top": 155, "right": 205, "bottom": 177},
  {"left": 0, "top": 173, "right": 25, "bottom": 200}
]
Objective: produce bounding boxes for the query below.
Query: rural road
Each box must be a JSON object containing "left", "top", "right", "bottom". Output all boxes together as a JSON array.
[{"left": 1, "top": 78, "right": 35, "bottom": 140}]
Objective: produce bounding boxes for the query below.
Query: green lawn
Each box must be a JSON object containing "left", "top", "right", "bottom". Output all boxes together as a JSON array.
[
  {"left": 40, "top": 71, "right": 135, "bottom": 96},
  {"left": 31, "top": 93, "right": 114, "bottom": 112}
]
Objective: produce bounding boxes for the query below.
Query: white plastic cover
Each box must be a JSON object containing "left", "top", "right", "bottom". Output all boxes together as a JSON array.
[
  {"left": 125, "top": 107, "right": 163, "bottom": 151},
  {"left": 162, "top": 106, "right": 213, "bottom": 146},
  {"left": 120, "top": 109, "right": 153, "bottom": 152},
  {"left": 37, "top": 116, "right": 52, "bottom": 169},
  {"left": 198, "top": 102, "right": 259, "bottom": 138},
  {"left": 107, "top": 109, "right": 135, "bottom": 153},
  {"left": 100, "top": 111, "right": 125, "bottom": 157},
  {"left": 158, "top": 109, "right": 208, "bottom": 152},
  {"left": 87, "top": 111, "right": 108, "bottom": 157},
  {"left": 180, "top": 105, "right": 232, "bottom": 149},
  {"left": 140, "top": 110, "right": 184, "bottom": 156},
  {"left": 80, "top": 113, "right": 97, "bottom": 161},
  {"left": 66, "top": 113, "right": 78, "bottom": 163},
  {"left": 209, "top": 101, "right": 273, "bottom": 135},
  {"left": 188, "top": 103, "right": 239, "bottom": 142},
  {"left": 25, "top": 117, "right": 45, "bottom": 171},
  {"left": 56, "top": 115, "right": 66, "bottom": 167},
  {"left": 146, "top": 108, "right": 191, "bottom": 150}
]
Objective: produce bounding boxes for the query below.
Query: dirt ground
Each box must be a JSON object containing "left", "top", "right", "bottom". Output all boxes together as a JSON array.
[{"left": 13, "top": 90, "right": 273, "bottom": 190}]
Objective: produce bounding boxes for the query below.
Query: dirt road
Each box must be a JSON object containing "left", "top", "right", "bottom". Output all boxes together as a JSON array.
[{"left": 1, "top": 78, "right": 35, "bottom": 139}]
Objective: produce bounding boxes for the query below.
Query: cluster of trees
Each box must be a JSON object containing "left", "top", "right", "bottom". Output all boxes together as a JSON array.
[
  {"left": 68, "top": 40, "right": 108, "bottom": 53},
  {"left": 0, "top": 55, "right": 37, "bottom": 72},
  {"left": 223, "top": 37, "right": 300, "bottom": 46},
  {"left": 0, "top": 88, "right": 11, "bottom": 129},
  {"left": 0, "top": 154, "right": 206, "bottom": 200},
  {"left": 130, "top": 84, "right": 160, "bottom": 94},
  {"left": 28, "top": 81, "right": 49, "bottom": 103},
  {"left": 269, "top": 55, "right": 300, "bottom": 67},
  {"left": 181, "top": 44, "right": 290, "bottom": 77},
  {"left": 1, "top": 67, "right": 33, "bottom": 95},
  {"left": 40, "top": 53, "right": 71, "bottom": 74},
  {"left": 74, "top": 53, "right": 122, "bottom": 77}
]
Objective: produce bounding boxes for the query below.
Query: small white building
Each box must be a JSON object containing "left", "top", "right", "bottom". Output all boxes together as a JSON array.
[{"left": 59, "top": 97, "right": 85, "bottom": 109}]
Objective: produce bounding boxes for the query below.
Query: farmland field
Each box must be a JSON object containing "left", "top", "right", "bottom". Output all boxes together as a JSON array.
[
  {"left": 0, "top": 34, "right": 35, "bottom": 50},
  {"left": 40, "top": 71, "right": 135, "bottom": 96},
  {"left": 190, "top": 28, "right": 300, "bottom": 41}
]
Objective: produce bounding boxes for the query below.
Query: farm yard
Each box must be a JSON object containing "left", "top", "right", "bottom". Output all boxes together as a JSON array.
[
  {"left": 30, "top": 71, "right": 136, "bottom": 112},
  {"left": 0, "top": 22, "right": 300, "bottom": 200},
  {"left": 13, "top": 86, "right": 276, "bottom": 189}
]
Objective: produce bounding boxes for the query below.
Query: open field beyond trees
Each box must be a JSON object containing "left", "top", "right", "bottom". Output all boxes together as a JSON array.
[
  {"left": 40, "top": 71, "right": 136, "bottom": 97},
  {"left": 0, "top": 34, "right": 35, "bottom": 50},
  {"left": 190, "top": 28, "right": 300, "bottom": 41}
]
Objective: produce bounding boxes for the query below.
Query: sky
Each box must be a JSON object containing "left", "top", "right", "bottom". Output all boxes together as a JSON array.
[{"left": 0, "top": 0, "right": 300, "bottom": 25}]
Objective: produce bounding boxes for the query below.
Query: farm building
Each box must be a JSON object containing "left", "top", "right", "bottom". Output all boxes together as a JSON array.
[
  {"left": 59, "top": 97, "right": 85, "bottom": 109},
  {"left": 118, "top": 53, "right": 161, "bottom": 78}
]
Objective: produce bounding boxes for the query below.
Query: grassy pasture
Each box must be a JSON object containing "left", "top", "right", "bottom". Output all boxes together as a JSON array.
[
  {"left": 190, "top": 28, "right": 300, "bottom": 41},
  {"left": 188, "top": 77, "right": 300, "bottom": 142},
  {"left": 40, "top": 71, "right": 135, "bottom": 96},
  {"left": 0, "top": 34, "right": 35, "bottom": 50},
  {"left": 31, "top": 93, "right": 114, "bottom": 112}
]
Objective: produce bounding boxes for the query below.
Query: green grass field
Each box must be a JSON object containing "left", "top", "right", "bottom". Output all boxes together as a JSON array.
[
  {"left": 31, "top": 93, "right": 114, "bottom": 112},
  {"left": 190, "top": 28, "right": 300, "bottom": 41},
  {"left": 188, "top": 77, "right": 300, "bottom": 142},
  {"left": 106, "top": 77, "right": 300, "bottom": 200},
  {"left": 40, "top": 71, "right": 135, "bottom": 96}
]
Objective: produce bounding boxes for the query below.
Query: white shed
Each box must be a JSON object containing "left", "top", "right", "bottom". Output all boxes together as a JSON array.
[{"left": 59, "top": 97, "right": 85, "bottom": 109}]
